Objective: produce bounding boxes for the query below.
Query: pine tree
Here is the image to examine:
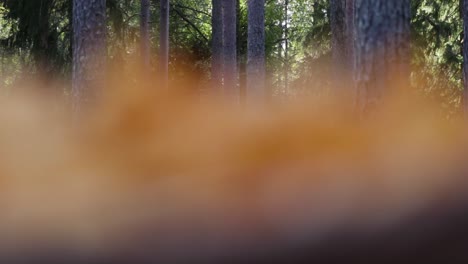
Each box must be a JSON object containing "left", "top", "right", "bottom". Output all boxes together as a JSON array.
[
  {"left": 463, "top": 0, "right": 468, "bottom": 114},
  {"left": 355, "top": 0, "right": 410, "bottom": 112},
  {"left": 330, "top": 0, "right": 355, "bottom": 95},
  {"left": 211, "top": 0, "right": 224, "bottom": 91},
  {"left": 72, "top": 0, "right": 107, "bottom": 112},
  {"left": 246, "top": 0, "right": 265, "bottom": 103},
  {"left": 140, "top": 0, "right": 151, "bottom": 68},
  {"left": 160, "top": 0, "right": 170, "bottom": 89},
  {"left": 223, "top": 0, "right": 238, "bottom": 100},
  {"left": 283, "top": 0, "right": 289, "bottom": 93}
]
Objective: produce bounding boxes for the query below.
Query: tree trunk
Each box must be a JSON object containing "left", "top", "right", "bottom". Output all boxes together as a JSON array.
[
  {"left": 355, "top": 0, "right": 410, "bottom": 113},
  {"left": 246, "top": 0, "right": 265, "bottom": 104},
  {"left": 35, "top": 0, "right": 53, "bottom": 85},
  {"left": 72, "top": 0, "right": 107, "bottom": 112},
  {"left": 463, "top": 0, "right": 468, "bottom": 114},
  {"left": 346, "top": 0, "right": 355, "bottom": 78},
  {"left": 283, "top": 0, "right": 289, "bottom": 94},
  {"left": 140, "top": 0, "right": 151, "bottom": 68},
  {"left": 223, "top": 0, "right": 238, "bottom": 100},
  {"left": 237, "top": 0, "right": 246, "bottom": 103},
  {"left": 277, "top": 33, "right": 282, "bottom": 96},
  {"left": 211, "top": 0, "right": 223, "bottom": 92},
  {"left": 331, "top": 0, "right": 356, "bottom": 97},
  {"left": 160, "top": 0, "right": 169, "bottom": 89}
]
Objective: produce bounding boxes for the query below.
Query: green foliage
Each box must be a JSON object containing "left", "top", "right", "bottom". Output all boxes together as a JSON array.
[
  {"left": 170, "top": 0, "right": 212, "bottom": 81},
  {"left": 411, "top": 0, "right": 463, "bottom": 115},
  {"left": 4, "top": 0, "right": 71, "bottom": 76}
]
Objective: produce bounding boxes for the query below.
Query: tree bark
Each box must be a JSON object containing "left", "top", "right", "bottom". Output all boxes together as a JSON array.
[
  {"left": 222, "top": 0, "right": 238, "bottom": 100},
  {"left": 355, "top": 0, "right": 410, "bottom": 113},
  {"left": 72, "top": 0, "right": 107, "bottom": 112},
  {"left": 246, "top": 0, "right": 265, "bottom": 104},
  {"left": 160, "top": 0, "right": 170, "bottom": 89},
  {"left": 140, "top": 0, "right": 151, "bottom": 68},
  {"left": 330, "top": 0, "right": 347, "bottom": 79},
  {"left": 463, "top": 0, "right": 468, "bottom": 114},
  {"left": 211, "top": 0, "right": 224, "bottom": 92},
  {"left": 283, "top": 0, "right": 289, "bottom": 93},
  {"left": 330, "top": 0, "right": 355, "bottom": 95},
  {"left": 35, "top": 0, "right": 53, "bottom": 83},
  {"left": 346, "top": 0, "right": 355, "bottom": 76},
  {"left": 237, "top": 0, "right": 247, "bottom": 103}
]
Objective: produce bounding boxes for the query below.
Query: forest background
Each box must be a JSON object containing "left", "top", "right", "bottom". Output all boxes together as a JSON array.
[{"left": 0, "top": 0, "right": 462, "bottom": 115}]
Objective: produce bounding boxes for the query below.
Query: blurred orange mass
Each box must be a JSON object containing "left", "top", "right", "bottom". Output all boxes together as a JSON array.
[{"left": 0, "top": 67, "right": 467, "bottom": 262}]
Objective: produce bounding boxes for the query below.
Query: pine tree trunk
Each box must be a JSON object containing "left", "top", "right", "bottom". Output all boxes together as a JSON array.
[
  {"left": 277, "top": 35, "right": 282, "bottom": 95},
  {"left": 331, "top": 0, "right": 355, "bottom": 95},
  {"left": 355, "top": 0, "right": 410, "bottom": 112},
  {"left": 211, "top": 0, "right": 224, "bottom": 91},
  {"left": 222, "top": 0, "right": 238, "bottom": 100},
  {"left": 35, "top": 0, "right": 53, "bottom": 84},
  {"left": 330, "top": 0, "right": 347, "bottom": 86},
  {"left": 463, "top": 0, "right": 468, "bottom": 114},
  {"left": 346, "top": 0, "right": 356, "bottom": 101},
  {"left": 237, "top": 0, "right": 246, "bottom": 103},
  {"left": 246, "top": 0, "right": 265, "bottom": 104},
  {"left": 72, "top": 0, "right": 107, "bottom": 112},
  {"left": 283, "top": 0, "right": 289, "bottom": 93},
  {"left": 346, "top": 0, "right": 355, "bottom": 76},
  {"left": 140, "top": 0, "right": 151, "bottom": 68},
  {"left": 160, "top": 0, "right": 169, "bottom": 89}
]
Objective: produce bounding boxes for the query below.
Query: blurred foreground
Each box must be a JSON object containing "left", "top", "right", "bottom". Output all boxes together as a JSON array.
[{"left": 1, "top": 70, "right": 468, "bottom": 263}]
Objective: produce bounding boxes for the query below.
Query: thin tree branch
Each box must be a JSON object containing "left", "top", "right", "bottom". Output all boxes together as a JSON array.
[
  {"left": 173, "top": 3, "right": 211, "bottom": 17},
  {"left": 172, "top": 6, "right": 209, "bottom": 43}
]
